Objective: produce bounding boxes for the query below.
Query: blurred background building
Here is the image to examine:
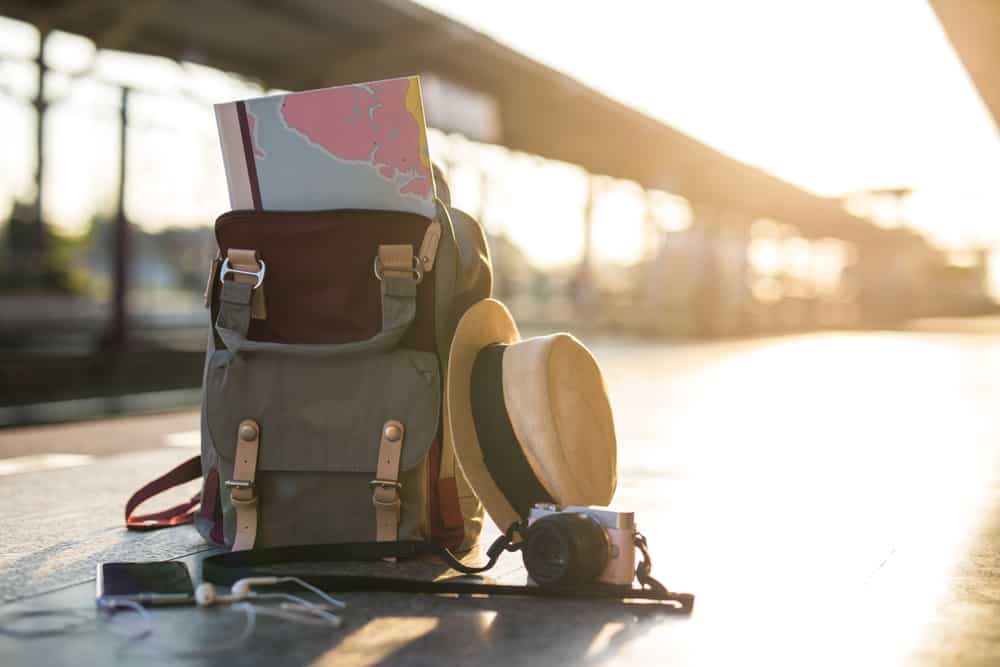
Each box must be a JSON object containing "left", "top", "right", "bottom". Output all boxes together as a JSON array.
[{"left": 0, "top": 0, "right": 997, "bottom": 421}]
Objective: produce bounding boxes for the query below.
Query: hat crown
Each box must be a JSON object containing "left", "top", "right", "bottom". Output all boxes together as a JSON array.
[{"left": 502, "top": 334, "right": 617, "bottom": 506}]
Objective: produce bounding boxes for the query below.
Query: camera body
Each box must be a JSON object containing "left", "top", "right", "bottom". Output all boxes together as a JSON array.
[{"left": 524, "top": 503, "right": 636, "bottom": 587}]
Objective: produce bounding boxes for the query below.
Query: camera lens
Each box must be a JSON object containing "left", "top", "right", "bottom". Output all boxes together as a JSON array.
[{"left": 523, "top": 513, "right": 611, "bottom": 587}]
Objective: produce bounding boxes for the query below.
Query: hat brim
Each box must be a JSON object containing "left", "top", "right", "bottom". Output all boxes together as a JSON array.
[{"left": 445, "top": 299, "right": 523, "bottom": 531}]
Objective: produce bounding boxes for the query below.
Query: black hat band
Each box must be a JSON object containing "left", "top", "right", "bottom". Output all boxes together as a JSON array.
[{"left": 470, "top": 344, "right": 555, "bottom": 519}]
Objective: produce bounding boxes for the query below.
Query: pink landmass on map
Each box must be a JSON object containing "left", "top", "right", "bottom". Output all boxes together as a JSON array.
[
  {"left": 246, "top": 111, "right": 266, "bottom": 159},
  {"left": 279, "top": 79, "right": 431, "bottom": 199},
  {"left": 400, "top": 177, "right": 431, "bottom": 198}
]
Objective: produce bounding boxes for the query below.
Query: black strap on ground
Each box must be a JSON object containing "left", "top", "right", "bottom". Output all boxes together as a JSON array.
[{"left": 201, "top": 525, "right": 694, "bottom": 613}]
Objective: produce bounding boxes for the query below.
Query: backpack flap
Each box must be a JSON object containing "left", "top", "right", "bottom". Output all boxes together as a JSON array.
[{"left": 212, "top": 209, "right": 436, "bottom": 351}]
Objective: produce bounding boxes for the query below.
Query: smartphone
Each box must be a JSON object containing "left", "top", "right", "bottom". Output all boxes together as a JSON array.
[{"left": 96, "top": 561, "right": 195, "bottom": 607}]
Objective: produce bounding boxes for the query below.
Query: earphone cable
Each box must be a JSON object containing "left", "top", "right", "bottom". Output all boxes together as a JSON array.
[
  {"left": 126, "top": 602, "right": 258, "bottom": 658},
  {"left": 254, "top": 604, "right": 341, "bottom": 628},
  {"left": 98, "top": 598, "right": 154, "bottom": 641},
  {"left": 275, "top": 576, "right": 347, "bottom": 609},
  {"left": 246, "top": 592, "right": 342, "bottom": 626},
  {"left": 0, "top": 607, "right": 94, "bottom": 639}
]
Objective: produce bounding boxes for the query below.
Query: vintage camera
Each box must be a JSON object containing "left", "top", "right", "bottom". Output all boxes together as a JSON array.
[{"left": 522, "top": 503, "right": 636, "bottom": 587}]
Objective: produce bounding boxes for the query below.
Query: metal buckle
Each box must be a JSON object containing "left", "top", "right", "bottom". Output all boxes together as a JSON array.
[
  {"left": 370, "top": 478, "right": 402, "bottom": 509},
  {"left": 369, "top": 479, "right": 403, "bottom": 491},
  {"left": 225, "top": 479, "right": 255, "bottom": 498},
  {"left": 220, "top": 257, "right": 266, "bottom": 289},
  {"left": 373, "top": 256, "right": 423, "bottom": 284},
  {"left": 227, "top": 479, "right": 256, "bottom": 504}
]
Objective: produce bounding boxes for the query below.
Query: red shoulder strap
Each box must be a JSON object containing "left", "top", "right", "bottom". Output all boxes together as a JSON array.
[{"left": 125, "top": 455, "right": 203, "bottom": 530}]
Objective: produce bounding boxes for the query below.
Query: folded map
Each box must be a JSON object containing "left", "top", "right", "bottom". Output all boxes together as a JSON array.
[{"left": 214, "top": 76, "right": 436, "bottom": 217}]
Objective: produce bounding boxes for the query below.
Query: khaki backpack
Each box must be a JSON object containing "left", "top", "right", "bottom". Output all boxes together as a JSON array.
[{"left": 126, "top": 186, "right": 491, "bottom": 554}]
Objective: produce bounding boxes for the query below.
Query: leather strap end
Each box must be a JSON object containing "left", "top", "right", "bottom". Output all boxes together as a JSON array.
[
  {"left": 418, "top": 221, "right": 442, "bottom": 272},
  {"left": 204, "top": 255, "right": 221, "bottom": 308}
]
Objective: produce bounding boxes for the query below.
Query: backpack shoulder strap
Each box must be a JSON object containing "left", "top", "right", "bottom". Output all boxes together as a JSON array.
[{"left": 125, "top": 455, "right": 202, "bottom": 530}]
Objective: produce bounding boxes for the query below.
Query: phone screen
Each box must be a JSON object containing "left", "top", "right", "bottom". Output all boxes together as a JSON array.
[{"left": 97, "top": 562, "right": 194, "bottom": 604}]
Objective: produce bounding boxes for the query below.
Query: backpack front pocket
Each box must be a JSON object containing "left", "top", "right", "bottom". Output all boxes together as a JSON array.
[{"left": 204, "top": 347, "right": 440, "bottom": 546}]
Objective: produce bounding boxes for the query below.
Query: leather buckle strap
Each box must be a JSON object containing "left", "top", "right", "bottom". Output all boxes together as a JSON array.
[
  {"left": 373, "top": 220, "right": 441, "bottom": 279},
  {"left": 374, "top": 251, "right": 423, "bottom": 284},
  {"left": 230, "top": 419, "right": 261, "bottom": 551},
  {"left": 224, "top": 248, "right": 267, "bottom": 320},
  {"left": 373, "top": 420, "right": 405, "bottom": 543}
]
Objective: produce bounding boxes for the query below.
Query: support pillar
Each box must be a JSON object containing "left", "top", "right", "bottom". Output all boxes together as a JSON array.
[
  {"left": 105, "top": 87, "right": 131, "bottom": 350},
  {"left": 26, "top": 29, "right": 49, "bottom": 266},
  {"left": 572, "top": 176, "right": 598, "bottom": 319}
]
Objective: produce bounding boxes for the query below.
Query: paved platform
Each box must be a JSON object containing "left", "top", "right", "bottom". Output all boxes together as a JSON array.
[{"left": 2, "top": 331, "right": 1000, "bottom": 665}]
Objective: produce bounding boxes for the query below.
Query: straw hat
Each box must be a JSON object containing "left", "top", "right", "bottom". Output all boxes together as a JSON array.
[{"left": 445, "top": 299, "right": 617, "bottom": 530}]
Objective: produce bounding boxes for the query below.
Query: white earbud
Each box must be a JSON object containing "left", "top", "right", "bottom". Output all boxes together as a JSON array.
[
  {"left": 194, "top": 582, "right": 218, "bottom": 606},
  {"left": 195, "top": 582, "right": 243, "bottom": 607},
  {"left": 194, "top": 575, "right": 345, "bottom": 624},
  {"left": 196, "top": 579, "right": 281, "bottom": 606}
]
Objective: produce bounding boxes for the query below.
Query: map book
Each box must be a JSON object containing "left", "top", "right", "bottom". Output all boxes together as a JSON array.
[{"left": 214, "top": 76, "right": 436, "bottom": 217}]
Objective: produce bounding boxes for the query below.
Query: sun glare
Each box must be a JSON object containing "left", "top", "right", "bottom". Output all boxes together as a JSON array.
[{"left": 415, "top": 0, "right": 1000, "bottom": 254}]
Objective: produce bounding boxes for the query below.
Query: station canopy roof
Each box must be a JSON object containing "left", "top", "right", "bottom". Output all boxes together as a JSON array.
[
  {"left": 931, "top": 0, "right": 1000, "bottom": 132},
  {"left": 4, "top": 0, "right": 885, "bottom": 242}
]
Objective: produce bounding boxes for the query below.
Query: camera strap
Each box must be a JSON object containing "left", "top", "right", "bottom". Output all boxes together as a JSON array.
[{"left": 201, "top": 524, "right": 694, "bottom": 613}]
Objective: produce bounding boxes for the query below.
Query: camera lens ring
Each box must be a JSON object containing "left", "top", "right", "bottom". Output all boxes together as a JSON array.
[{"left": 523, "top": 513, "right": 611, "bottom": 587}]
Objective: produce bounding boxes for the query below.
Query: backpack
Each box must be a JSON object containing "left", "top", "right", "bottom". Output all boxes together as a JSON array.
[{"left": 125, "top": 180, "right": 491, "bottom": 554}]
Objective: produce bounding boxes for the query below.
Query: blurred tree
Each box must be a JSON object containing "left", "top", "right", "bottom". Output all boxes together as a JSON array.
[{"left": 0, "top": 199, "right": 79, "bottom": 294}]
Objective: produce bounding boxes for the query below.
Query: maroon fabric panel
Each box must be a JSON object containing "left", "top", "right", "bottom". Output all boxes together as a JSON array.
[
  {"left": 215, "top": 210, "right": 436, "bottom": 352},
  {"left": 427, "top": 435, "right": 466, "bottom": 550},
  {"left": 199, "top": 468, "right": 219, "bottom": 520},
  {"left": 433, "top": 476, "right": 466, "bottom": 551},
  {"left": 200, "top": 468, "right": 226, "bottom": 546}
]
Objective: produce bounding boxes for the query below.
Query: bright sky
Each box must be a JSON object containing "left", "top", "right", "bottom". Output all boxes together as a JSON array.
[
  {"left": 416, "top": 0, "right": 1000, "bottom": 251},
  {"left": 0, "top": 1, "right": 998, "bottom": 267}
]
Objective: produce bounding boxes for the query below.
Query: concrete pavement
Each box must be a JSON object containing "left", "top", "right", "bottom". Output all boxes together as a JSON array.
[{"left": 2, "top": 331, "right": 1000, "bottom": 665}]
